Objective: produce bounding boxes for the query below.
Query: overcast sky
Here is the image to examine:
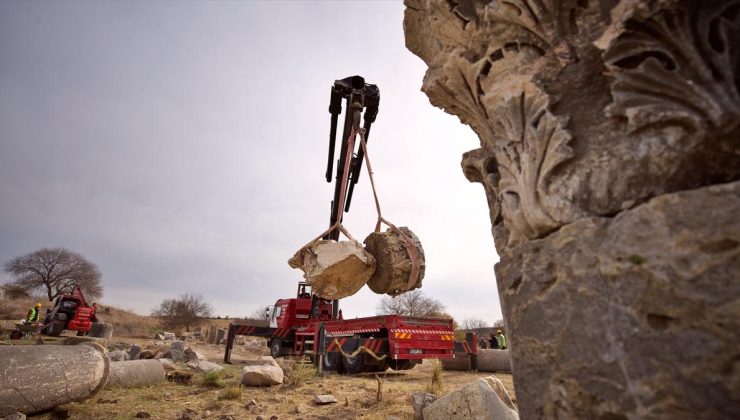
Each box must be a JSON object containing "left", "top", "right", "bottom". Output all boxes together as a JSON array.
[{"left": 0, "top": 1, "right": 502, "bottom": 324}]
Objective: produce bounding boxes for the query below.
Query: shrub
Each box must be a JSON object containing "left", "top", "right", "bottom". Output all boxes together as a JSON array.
[
  {"left": 201, "top": 370, "right": 225, "bottom": 388},
  {"left": 219, "top": 386, "right": 241, "bottom": 400},
  {"left": 425, "top": 359, "right": 444, "bottom": 396}
]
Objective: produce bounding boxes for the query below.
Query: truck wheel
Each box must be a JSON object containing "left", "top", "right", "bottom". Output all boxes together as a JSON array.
[
  {"left": 388, "top": 359, "right": 412, "bottom": 371},
  {"left": 321, "top": 352, "right": 341, "bottom": 372},
  {"left": 270, "top": 339, "right": 282, "bottom": 359},
  {"left": 343, "top": 354, "right": 364, "bottom": 374},
  {"left": 43, "top": 320, "right": 64, "bottom": 337}
]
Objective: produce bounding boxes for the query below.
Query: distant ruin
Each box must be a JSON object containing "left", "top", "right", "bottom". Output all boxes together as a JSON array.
[{"left": 404, "top": 0, "right": 740, "bottom": 417}]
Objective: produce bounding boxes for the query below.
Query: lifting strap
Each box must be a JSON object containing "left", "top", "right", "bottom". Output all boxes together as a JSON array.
[{"left": 291, "top": 127, "right": 421, "bottom": 292}]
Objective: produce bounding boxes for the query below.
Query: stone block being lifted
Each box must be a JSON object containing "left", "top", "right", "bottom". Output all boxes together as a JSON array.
[
  {"left": 364, "top": 226, "right": 425, "bottom": 296},
  {"left": 288, "top": 240, "right": 376, "bottom": 300}
]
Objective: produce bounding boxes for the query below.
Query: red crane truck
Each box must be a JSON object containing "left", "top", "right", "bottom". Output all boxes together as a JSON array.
[
  {"left": 224, "top": 282, "right": 478, "bottom": 373},
  {"left": 224, "top": 76, "right": 478, "bottom": 373}
]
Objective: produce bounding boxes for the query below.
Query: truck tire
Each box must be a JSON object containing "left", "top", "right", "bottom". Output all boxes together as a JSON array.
[
  {"left": 270, "top": 339, "right": 282, "bottom": 359},
  {"left": 321, "top": 352, "right": 341, "bottom": 372},
  {"left": 388, "top": 359, "right": 413, "bottom": 371},
  {"left": 343, "top": 354, "right": 364, "bottom": 374},
  {"left": 43, "top": 320, "right": 64, "bottom": 337}
]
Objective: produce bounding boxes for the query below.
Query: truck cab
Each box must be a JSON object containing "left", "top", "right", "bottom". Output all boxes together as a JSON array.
[{"left": 268, "top": 282, "right": 333, "bottom": 329}]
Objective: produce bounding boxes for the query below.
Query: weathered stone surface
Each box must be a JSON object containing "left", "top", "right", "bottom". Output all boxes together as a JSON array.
[
  {"left": 167, "top": 348, "right": 186, "bottom": 363},
  {"left": 128, "top": 344, "right": 142, "bottom": 360},
  {"left": 314, "top": 394, "right": 338, "bottom": 405},
  {"left": 158, "top": 358, "right": 178, "bottom": 371},
  {"left": 364, "top": 227, "right": 426, "bottom": 296},
  {"left": 405, "top": 0, "right": 740, "bottom": 418},
  {"left": 496, "top": 182, "right": 740, "bottom": 418},
  {"left": 405, "top": 0, "right": 740, "bottom": 249},
  {"left": 288, "top": 240, "right": 376, "bottom": 299},
  {"left": 184, "top": 347, "right": 206, "bottom": 362},
  {"left": 170, "top": 340, "right": 185, "bottom": 351},
  {"left": 422, "top": 377, "right": 518, "bottom": 420},
  {"left": 240, "top": 356, "right": 284, "bottom": 387},
  {"left": 411, "top": 391, "right": 437, "bottom": 420},
  {"left": 195, "top": 360, "right": 223, "bottom": 373},
  {"left": 108, "top": 350, "right": 129, "bottom": 362}
]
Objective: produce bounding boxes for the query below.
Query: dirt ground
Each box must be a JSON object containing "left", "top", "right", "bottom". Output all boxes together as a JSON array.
[{"left": 20, "top": 337, "right": 515, "bottom": 420}]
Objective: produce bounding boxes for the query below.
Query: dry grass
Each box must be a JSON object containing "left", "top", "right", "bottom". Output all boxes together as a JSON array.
[
  {"left": 219, "top": 386, "right": 242, "bottom": 400},
  {"left": 425, "top": 359, "right": 445, "bottom": 396},
  {"left": 200, "top": 370, "right": 226, "bottom": 388}
]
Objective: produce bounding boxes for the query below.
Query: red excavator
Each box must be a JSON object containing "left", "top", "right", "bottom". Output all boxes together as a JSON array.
[
  {"left": 41, "top": 285, "right": 97, "bottom": 336},
  {"left": 225, "top": 76, "right": 478, "bottom": 373}
]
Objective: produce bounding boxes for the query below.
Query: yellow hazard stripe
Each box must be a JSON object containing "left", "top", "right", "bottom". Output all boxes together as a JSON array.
[{"left": 394, "top": 332, "right": 412, "bottom": 339}]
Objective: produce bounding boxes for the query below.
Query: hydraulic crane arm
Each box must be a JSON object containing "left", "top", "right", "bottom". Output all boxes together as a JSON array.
[{"left": 324, "top": 75, "right": 380, "bottom": 241}]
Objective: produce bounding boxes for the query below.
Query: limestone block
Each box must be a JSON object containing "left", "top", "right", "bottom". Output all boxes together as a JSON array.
[
  {"left": 411, "top": 391, "right": 437, "bottom": 420},
  {"left": 185, "top": 347, "right": 206, "bottom": 362},
  {"left": 108, "top": 350, "right": 129, "bottom": 362},
  {"left": 195, "top": 360, "right": 223, "bottom": 373},
  {"left": 364, "top": 227, "right": 425, "bottom": 295},
  {"left": 158, "top": 358, "right": 178, "bottom": 372},
  {"left": 107, "top": 360, "right": 165, "bottom": 388},
  {"left": 128, "top": 344, "right": 142, "bottom": 360},
  {"left": 422, "top": 377, "right": 518, "bottom": 420},
  {"left": 496, "top": 182, "right": 740, "bottom": 418},
  {"left": 288, "top": 240, "right": 376, "bottom": 299},
  {"left": 240, "top": 356, "right": 283, "bottom": 387}
]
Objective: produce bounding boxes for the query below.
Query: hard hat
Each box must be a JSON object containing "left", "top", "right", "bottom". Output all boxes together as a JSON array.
[
  {"left": 496, "top": 329, "right": 502, "bottom": 333},
  {"left": 35, "top": 303, "right": 42, "bottom": 307}
]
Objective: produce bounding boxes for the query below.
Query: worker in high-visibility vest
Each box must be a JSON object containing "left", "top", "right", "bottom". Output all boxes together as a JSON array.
[
  {"left": 25, "top": 302, "right": 42, "bottom": 324},
  {"left": 495, "top": 329, "right": 508, "bottom": 350}
]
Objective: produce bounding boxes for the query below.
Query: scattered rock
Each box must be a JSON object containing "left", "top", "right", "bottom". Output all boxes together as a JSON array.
[
  {"left": 422, "top": 377, "right": 518, "bottom": 420},
  {"left": 185, "top": 347, "right": 207, "bottom": 362},
  {"left": 128, "top": 344, "right": 142, "bottom": 360},
  {"left": 178, "top": 408, "right": 198, "bottom": 420},
  {"left": 245, "top": 399, "right": 257, "bottom": 408},
  {"left": 158, "top": 358, "right": 179, "bottom": 371},
  {"left": 108, "top": 350, "right": 129, "bottom": 362},
  {"left": 134, "top": 411, "right": 151, "bottom": 418},
  {"left": 218, "top": 415, "right": 235, "bottom": 420},
  {"left": 288, "top": 240, "right": 376, "bottom": 300},
  {"left": 163, "top": 332, "right": 176, "bottom": 341},
  {"left": 411, "top": 392, "right": 437, "bottom": 420},
  {"left": 167, "top": 348, "right": 187, "bottom": 363},
  {"left": 314, "top": 395, "right": 338, "bottom": 405},
  {"left": 170, "top": 340, "right": 185, "bottom": 351},
  {"left": 3, "top": 413, "right": 26, "bottom": 420},
  {"left": 241, "top": 357, "right": 284, "bottom": 387},
  {"left": 195, "top": 360, "right": 224, "bottom": 373},
  {"left": 138, "top": 350, "right": 155, "bottom": 359}
]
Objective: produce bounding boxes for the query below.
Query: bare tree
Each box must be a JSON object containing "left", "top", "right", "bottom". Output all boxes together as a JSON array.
[
  {"left": 3, "top": 248, "right": 103, "bottom": 301},
  {"left": 376, "top": 289, "right": 447, "bottom": 317},
  {"left": 493, "top": 319, "right": 505, "bottom": 328},
  {"left": 152, "top": 293, "right": 212, "bottom": 332},
  {"left": 462, "top": 318, "right": 490, "bottom": 330}
]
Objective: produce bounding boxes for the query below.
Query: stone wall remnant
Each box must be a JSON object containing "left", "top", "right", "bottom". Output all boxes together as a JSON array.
[{"left": 404, "top": 0, "right": 740, "bottom": 417}]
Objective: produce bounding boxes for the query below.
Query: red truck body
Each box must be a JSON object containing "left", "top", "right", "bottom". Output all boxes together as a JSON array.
[{"left": 224, "top": 283, "right": 477, "bottom": 373}]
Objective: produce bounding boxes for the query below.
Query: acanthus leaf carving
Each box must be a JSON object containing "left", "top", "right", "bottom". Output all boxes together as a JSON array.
[
  {"left": 602, "top": 0, "right": 740, "bottom": 136},
  {"left": 483, "top": 82, "right": 575, "bottom": 246}
]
